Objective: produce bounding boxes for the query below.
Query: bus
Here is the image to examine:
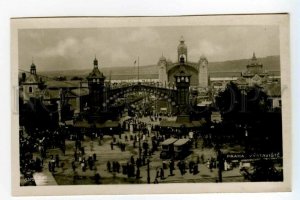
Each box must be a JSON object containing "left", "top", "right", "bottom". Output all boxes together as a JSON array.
[
  {"left": 174, "top": 139, "right": 192, "bottom": 160},
  {"left": 160, "top": 138, "right": 178, "bottom": 159}
]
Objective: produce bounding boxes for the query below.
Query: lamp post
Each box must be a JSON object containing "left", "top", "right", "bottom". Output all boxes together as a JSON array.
[
  {"left": 245, "top": 126, "right": 248, "bottom": 153},
  {"left": 217, "top": 148, "right": 223, "bottom": 183},
  {"left": 147, "top": 158, "right": 150, "bottom": 184},
  {"left": 168, "top": 98, "right": 171, "bottom": 116},
  {"left": 138, "top": 128, "right": 142, "bottom": 161}
]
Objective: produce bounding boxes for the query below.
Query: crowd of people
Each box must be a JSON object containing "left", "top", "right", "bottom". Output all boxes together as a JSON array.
[
  {"left": 20, "top": 113, "right": 237, "bottom": 186},
  {"left": 19, "top": 128, "right": 67, "bottom": 179}
]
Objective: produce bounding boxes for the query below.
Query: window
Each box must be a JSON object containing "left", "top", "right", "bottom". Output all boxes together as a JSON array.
[{"left": 29, "top": 87, "right": 33, "bottom": 93}]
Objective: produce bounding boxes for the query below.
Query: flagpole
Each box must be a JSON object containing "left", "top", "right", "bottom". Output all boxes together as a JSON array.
[{"left": 138, "top": 56, "right": 140, "bottom": 83}]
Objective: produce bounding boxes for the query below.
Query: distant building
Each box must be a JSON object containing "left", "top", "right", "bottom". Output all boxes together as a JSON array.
[
  {"left": 198, "top": 55, "right": 209, "bottom": 88},
  {"left": 157, "top": 54, "right": 168, "bottom": 87},
  {"left": 21, "top": 62, "right": 43, "bottom": 102},
  {"left": 240, "top": 52, "right": 269, "bottom": 86}
]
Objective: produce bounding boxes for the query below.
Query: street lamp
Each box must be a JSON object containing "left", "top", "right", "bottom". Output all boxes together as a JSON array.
[
  {"left": 147, "top": 158, "right": 150, "bottom": 184},
  {"left": 217, "top": 148, "right": 223, "bottom": 183},
  {"left": 138, "top": 128, "right": 142, "bottom": 161}
]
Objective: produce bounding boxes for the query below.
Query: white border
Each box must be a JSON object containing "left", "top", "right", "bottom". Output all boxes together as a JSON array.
[
  {"left": 11, "top": 14, "right": 291, "bottom": 196},
  {"left": 1, "top": 0, "right": 299, "bottom": 200}
]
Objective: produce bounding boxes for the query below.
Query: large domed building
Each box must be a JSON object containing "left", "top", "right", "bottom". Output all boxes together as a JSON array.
[{"left": 157, "top": 36, "right": 209, "bottom": 88}]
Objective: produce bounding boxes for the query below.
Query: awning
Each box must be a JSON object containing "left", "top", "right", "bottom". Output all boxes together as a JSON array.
[
  {"left": 160, "top": 120, "right": 204, "bottom": 128},
  {"left": 65, "top": 120, "right": 74, "bottom": 126},
  {"left": 120, "top": 116, "right": 132, "bottom": 123},
  {"left": 74, "top": 120, "right": 120, "bottom": 129},
  {"left": 174, "top": 139, "right": 190, "bottom": 146},
  {"left": 104, "top": 120, "right": 119, "bottom": 128},
  {"left": 161, "top": 138, "right": 178, "bottom": 145},
  {"left": 74, "top": 120, "right": 90, "bottom": 128}
]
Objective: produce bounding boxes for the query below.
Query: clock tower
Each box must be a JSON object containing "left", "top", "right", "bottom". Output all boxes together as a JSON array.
[
  {"left": 87, "top": 57, "right": 106, "bottom": 112},
  {"left": 174, "top": 56, "right": 191, "bottom": 118}
]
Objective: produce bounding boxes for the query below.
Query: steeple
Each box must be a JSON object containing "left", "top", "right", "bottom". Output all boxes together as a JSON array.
[
  {"left": 180, "top": 35, "right": 184, "bottom": 43},
  {"left": 177, "top": 36, "right": 188, "bottom": 62},
  {"left": 30, "top": 58, "right": 36, "bottom": 75},
  {"left": 252, "top": 52, "right": 257, "bottom": 60},
  {"left": 94, "top": 55, "right": 98, "bottom": 68}
]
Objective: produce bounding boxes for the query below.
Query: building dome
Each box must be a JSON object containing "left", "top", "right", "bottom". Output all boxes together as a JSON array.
[
  {"left": 30, "top": 62, "right": 36, "bottom": 69},
  {"left": 30, "top": 62, "right": 37, "bottom": 75},
  {"left": 200, "top": 54, "right": 207, "bottom": 60},
  {"left": 159, "top": 55, "right": 167, "bottom": 62},
  {"left": 249, "top": 52, "right": 258, "bottom": 65}
]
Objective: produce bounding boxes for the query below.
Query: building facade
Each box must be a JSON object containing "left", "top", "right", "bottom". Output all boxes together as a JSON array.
[
  {"left": 157, "top": 36, "right": 209, "bottom": 88},
  {"left": 22, "top": 62, "right": 44, "bottom": 102},
  {"left": 198, "top": 55, "right": 209, "bottom": 88}
]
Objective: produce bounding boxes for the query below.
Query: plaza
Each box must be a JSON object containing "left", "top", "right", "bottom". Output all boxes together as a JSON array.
[{"left": 18, "top": 35, "right": 283, "bottom": 186}]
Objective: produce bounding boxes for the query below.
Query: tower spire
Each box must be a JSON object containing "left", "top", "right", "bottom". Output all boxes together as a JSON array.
[
  {"left": 93, "top": 55, "right": 98, "bottom": 68},
  {"left": 252, "top": 52, "right": 256, "bottom": 60},
  {"left": 180, "top": 35, "right": 184, "bottom": 43},
  {"left": 30, "top": 58, "right": 36, "bottom": 75}
]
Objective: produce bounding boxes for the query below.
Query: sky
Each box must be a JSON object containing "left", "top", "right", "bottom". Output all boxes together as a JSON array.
[{"left": 18, "top": 25, "right": 280, "bottom": 72}]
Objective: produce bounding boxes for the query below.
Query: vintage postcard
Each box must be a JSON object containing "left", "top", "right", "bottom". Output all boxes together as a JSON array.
[{"left": 11, "top": 14, "right": 291, "bottom": 195}]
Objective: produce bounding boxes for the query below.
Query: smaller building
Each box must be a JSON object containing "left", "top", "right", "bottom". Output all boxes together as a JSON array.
[
  {"left": 22, "top": 62, "right": 44, "bottom": 102},
  {"left": 241, "top": 52, "right": 269, "bottom": 86}
]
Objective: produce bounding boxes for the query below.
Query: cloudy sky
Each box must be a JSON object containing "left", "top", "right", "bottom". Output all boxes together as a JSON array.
[{"left": 18, "top": 25, "right": 279, "bottom": 72}]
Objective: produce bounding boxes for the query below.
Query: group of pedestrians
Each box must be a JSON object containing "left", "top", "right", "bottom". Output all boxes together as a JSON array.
[
  {"left": 106, "top": 161, "right": 121, "bottom": 173},
  {"left": 48, "top": 155, "right": 60, "bottom": 173}
]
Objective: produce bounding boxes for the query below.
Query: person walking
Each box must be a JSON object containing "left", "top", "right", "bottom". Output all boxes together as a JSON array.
[
  {"left": 160, "top": 167, "right": 164, "bottom": 179},
  {"left": 55, "top": 155, "right": 60, "bottom": 168},
  {"left": 169, "top": 160, "right": 174, "bottom": 176},
  {"left": 136, "top": 168, "right": 140, "bottom": 179},
  {"left": 72, "top": 160, "right": 76, "bottom": 171},
  {"left": 107, "top": 161, "right": 111, "bottom": 172}
]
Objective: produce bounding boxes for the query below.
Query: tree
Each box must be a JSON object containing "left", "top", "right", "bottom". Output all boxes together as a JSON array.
[
  {"left": 250, "top": 159, "right": 283, "bottom": 181},
  {"left": 246, "top": 85, "right": 268, "bottom": 112},
  {"left": 215, "top": 82, "right": 241, "bottom": 114},
  {"left": 216, "top": 82, "right": 268, "bottom": 114}
]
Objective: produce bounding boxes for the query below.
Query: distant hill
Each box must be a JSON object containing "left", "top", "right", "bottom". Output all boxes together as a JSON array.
[{"left": 39, "top": 55, "right": 280, "bottom": 80}]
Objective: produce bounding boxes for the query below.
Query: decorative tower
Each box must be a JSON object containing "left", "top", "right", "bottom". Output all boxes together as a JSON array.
[
  {"left": 22, "top": 61, "right": 43, "bottom": 102},
  {"left": 87, "top": 57, "right": 106, "bottom": 112},
  {"left": 158, "top": 54, "right": 168, "bottom": 87},
  {"left": 177, "top": 36, "right": 188, "bottom": 63},
  {"left": 174, "top": 56, "right": 191, "bottom": 121},
  {"left": 198, "top": 55, "right": 209, "bottom": 88}
]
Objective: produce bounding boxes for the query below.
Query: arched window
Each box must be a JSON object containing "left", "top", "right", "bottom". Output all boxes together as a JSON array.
[{"left": 29, "top": 87, "right": 33, "bottom": 93}]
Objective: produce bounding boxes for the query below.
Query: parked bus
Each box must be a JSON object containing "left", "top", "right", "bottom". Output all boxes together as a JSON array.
[
  {"left": 174, "top": 139, "right": 192, "bottom": 160},
  {"left": 160, "top": 138, "right": 178, "bottom": 159}
]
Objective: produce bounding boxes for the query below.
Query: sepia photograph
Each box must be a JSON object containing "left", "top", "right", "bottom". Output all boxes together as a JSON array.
[{"left": 11, "top": 14, "right": 291, "bottom": 195}]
